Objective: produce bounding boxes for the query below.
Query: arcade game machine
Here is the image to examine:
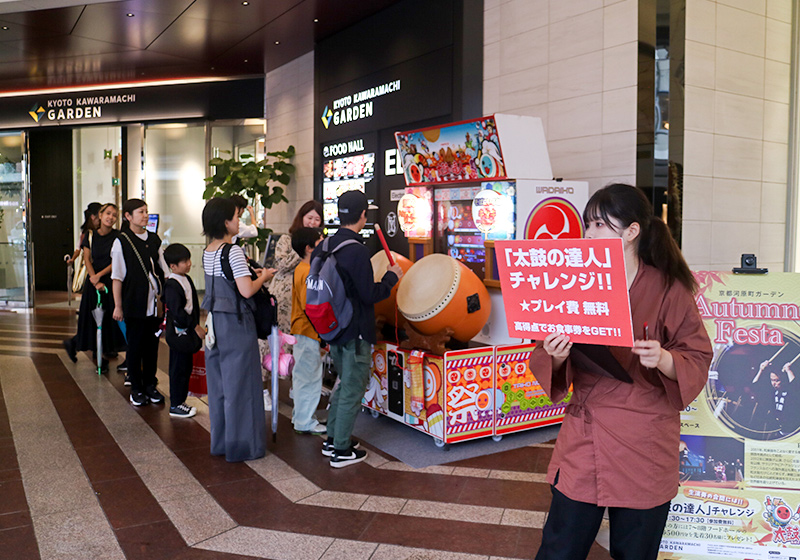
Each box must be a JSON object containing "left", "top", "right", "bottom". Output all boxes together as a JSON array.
[{"left": 362, "top": 114, "right": 588, "bottom": 446}]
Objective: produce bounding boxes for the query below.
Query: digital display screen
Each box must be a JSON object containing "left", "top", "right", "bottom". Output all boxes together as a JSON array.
[
  {"left": 434, "top": 182, "right": 515, "bottom": 277},
  {"left": 146, "top": 213, "right": 159, "bottom": 234},
  {"left": 322, "top": 153, "right": 375, "bottom": 227}
]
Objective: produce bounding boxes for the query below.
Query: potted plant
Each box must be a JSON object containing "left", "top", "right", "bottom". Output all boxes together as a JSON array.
[{"left": 203, "top": 145, "right": 296, "bottom": 251}]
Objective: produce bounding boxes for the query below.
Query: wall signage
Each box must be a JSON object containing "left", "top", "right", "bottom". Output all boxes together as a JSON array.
[{"left": 0, "top": 78, "right": 263, "bottom": 129}]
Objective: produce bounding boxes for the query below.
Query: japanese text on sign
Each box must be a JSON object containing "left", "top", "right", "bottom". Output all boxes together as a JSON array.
[{"left": 495, "top": 238, "right": 634, "bottom": 346}]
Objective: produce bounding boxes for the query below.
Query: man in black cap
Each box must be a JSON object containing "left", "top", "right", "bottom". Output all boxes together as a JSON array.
[{"left": 313, "top": 190, "right": 403, "bottom": 467}]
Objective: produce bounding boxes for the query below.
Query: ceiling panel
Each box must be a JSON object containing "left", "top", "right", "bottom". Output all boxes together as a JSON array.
[{"left": 0, "top": 0, "right": 404, "bottom": 92}]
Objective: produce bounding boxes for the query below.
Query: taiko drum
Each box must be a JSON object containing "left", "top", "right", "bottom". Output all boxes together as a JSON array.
[
  {"left": 396, "top": 253, "right": 491, "bottom": 342},
  {"left": 371, "top": 251, "right": 413, "bottom": 325}
]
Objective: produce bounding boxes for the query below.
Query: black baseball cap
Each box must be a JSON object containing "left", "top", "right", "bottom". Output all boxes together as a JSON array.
[{"left": 338, "top": 190, "right": 377, "bottom": 220}]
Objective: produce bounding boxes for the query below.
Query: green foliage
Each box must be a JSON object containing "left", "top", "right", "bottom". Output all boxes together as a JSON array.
[{"left": 204, "top": 145, "right": 296, "bottom": 251}]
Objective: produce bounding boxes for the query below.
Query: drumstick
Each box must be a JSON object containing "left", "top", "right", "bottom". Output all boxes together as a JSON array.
[
  {"left": 374, "top": 223, "right": 396, "bottom": 266},
  {"left": 786, "top": 353, "right": 800, "bottom": 367},
  {"left": 767, "top": 343, "right": 789, "bottom": 363}
]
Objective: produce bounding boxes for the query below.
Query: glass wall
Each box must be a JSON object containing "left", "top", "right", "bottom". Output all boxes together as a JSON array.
[
  {"left": 144, "top": 123, "right": 208, "bottom": 288},
  {"left": 0, "top": 131, "right": 31, "bottom": 306}
]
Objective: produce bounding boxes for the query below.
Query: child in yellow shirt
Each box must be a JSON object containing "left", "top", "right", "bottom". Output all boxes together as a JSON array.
[{"left": 290, "top": 227, "right": 325, "bottom": 434}]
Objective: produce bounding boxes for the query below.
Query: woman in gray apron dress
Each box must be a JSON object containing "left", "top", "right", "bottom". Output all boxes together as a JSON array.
[{"left": 201, "top": 197, "right": 275, "bottom": 462}]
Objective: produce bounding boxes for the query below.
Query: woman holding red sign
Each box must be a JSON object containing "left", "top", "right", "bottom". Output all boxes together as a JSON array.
[{"left": 531, "top": 183, "right": 712, "bottom": 560}]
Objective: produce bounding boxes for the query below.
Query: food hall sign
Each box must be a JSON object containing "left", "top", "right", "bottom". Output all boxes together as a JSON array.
[
  {"left": 320, "top": 80, "right": 401, "bottom": 129},
  {"left": 28, "top": 93, "right": 136, "bottom": 123}
]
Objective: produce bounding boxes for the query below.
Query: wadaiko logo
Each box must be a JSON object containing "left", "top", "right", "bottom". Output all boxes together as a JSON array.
[
  {"left": 29, "top": 104, "right": 45, "bottom": 122},
  {"left": 320, "top": 105, "right": 333, "bottom": 129}
]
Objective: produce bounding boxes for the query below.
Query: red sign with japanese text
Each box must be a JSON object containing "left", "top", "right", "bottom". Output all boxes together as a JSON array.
[{"left": 495, "top": 238, "right": 634, "bottom": 346}]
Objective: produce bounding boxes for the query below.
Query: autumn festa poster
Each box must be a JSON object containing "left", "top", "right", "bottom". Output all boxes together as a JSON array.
[{"left": 659, "top": 271, "right": 800, "bottom": 560}]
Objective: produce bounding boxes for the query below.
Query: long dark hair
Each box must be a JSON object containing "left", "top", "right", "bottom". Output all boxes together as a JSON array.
[
  {"left": 81, "top": 202, "right": 102, "bottom": 234},
  {"left": 583, "top": 183, "right": 696, "bottom": 292},
  {"left": 288, "top": 200, "right": 323, "bottom": 235}
]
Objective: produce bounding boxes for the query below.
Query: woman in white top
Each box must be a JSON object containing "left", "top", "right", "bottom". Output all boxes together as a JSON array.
[{"left": 201, "top": 197, "right": 275, "bottom": 462}]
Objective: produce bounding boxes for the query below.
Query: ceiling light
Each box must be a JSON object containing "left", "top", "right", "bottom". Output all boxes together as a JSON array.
[
  {"left": 244, "top": 59, "right": 248, "bottom": 63},
  {"left": 242, "top": 1, "right": 249, "bottom": 5},
  {"left": 274, "top": 41, "right": 280, "bottom": 45},
  {"left": 126, "top": 13, "right": 134, "bottom": 17},
  {"left": 313, "top": 19, "right": 319, "bottom": 23},
  {"left": 1, "top": 26, "right": 8, "bottom": 30}
]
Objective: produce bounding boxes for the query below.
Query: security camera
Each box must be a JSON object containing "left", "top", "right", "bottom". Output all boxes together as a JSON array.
[{"left": 733, "top": 253, "right": 767, "bottom": 274}]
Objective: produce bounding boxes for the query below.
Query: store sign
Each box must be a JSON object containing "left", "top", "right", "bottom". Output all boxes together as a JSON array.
[
  {"left": 322, "top": 138, "right": 365, "bottom": 158},
  {"left": 0, "top": 78, "right": 263, "bottom": 129},
  {"left": 320, "top": 80, "right": 401, "bottom": 129},
  {"left": 28, "top": 93, "right": 136, "bottom": 123}
]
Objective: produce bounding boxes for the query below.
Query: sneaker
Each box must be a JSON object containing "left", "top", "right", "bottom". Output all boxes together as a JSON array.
[
  {"left": 130, "top": 390, "right": 149, "bottom": 406},
  {"left": 169, "top": 403, "right": 197, "bottom": 418},
  {"left": 116, "top": 359, "right": 128, "bottom": 372},
  {"left": 100, "top": 359, "right": 109, "bottom": 374},
  {"left": 144, "top": 385, "right": 165, "bottom": 404},
  {"left": 321, "top": 437, "right": 360, "bottom": 457},
  {"left": 330, "top": 446, "right": 368, "bottom": 468},
  {"left": 62, "top": 339, "right": 77, "bottom": 363},
  {"left": 123, "top": 375, "right": 131, "bottom": 387},
  {"left": 294, "top": 422, "right": 327, "bottom": 435},
  {"left": 263, "top": 389, "right": 272, "bottom": 412}
]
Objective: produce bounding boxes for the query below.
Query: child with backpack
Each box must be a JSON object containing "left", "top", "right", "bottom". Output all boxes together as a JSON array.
[
  {"left": 162, "top": 243, "right": 203, "bottom": 418},
  {"left": 290, "top": 227, "right": 326, "bottom": 435}
]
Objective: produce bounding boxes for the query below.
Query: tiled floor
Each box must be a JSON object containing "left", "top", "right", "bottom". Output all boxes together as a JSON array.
[{"left": 0, "top": 293, "right": 613, "bottom": 560}]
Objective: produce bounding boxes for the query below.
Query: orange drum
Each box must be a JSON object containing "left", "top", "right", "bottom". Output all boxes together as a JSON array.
[
  {"left": 371, "top": 251, "right": 413, "bottom": 325},
  {"left": 397, "top": 254, "right": 491, "bottom": 342}
]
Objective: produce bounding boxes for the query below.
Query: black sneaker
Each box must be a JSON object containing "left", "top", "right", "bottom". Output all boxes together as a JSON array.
[
  {"left": 169, "top": 403, "right": 197, "bottom": 418},
  {"left": 123, "top": 375, "right": 131, "bottom": 387},
  {"left": 116, "top": 359, "right": 128, "bottom": 372},
  {"left": 330, "top": 446, "right": 367, "bottom": 468},
  {"left": 130, "top": 390, "right": 149, "bottom": 406},
  {"left": 100, "top": 359, "right": 109, "bottom": 374},
  {"left": 144, "top": 385, "right": 165, "bottom": 404},
  {"left": 321, "top": 437, "right": 360, "bottom": 457},
  {"left": 62, "top": 339, "right": 77, "bottom": 363}
]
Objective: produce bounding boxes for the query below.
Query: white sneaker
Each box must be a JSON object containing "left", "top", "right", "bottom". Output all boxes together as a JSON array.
[
  {"left": 294, "top": 422, "right": 327, "bottom": 435},
  {"left": 263, "top": 389, "right": 272, "bottom": 412}
]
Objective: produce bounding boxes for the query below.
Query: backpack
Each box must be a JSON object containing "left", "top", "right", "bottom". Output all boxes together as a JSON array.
[
  {"left": 220, "top": 243, "right": 277, "bottom": 340},
  {"left": 305, "top": 238, "right": 360, "bottom": 341}
]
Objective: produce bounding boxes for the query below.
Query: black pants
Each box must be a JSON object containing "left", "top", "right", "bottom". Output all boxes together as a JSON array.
[
  {"left": 168, "top": 348, "right": 193, "bottom": 407},
  {"left": 125, "top": 316, "right": 160, "bottom": 392},
  {"left": 535, "top": 485, "right": 670, "bottom": 560}
]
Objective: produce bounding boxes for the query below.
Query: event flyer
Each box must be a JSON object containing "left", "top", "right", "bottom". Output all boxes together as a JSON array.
[{"left": 659, "top": 271, "right": 800, "bottom": 560}]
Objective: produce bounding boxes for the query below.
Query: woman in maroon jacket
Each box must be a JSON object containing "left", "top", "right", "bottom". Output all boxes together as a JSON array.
[{"left": 531, "top": 184, "right": 712, "bottom": 560}]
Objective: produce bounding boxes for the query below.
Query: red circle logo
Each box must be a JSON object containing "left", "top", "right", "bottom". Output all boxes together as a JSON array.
[{"left": 524, "top": 197, "right": 584, "bottom": 240}]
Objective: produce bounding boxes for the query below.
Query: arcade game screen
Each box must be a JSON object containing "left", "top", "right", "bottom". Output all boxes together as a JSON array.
[
  {"left": 434, "top": 182, "right": 515, "bottom": 277},
  {"left": 322, "top": 153, "right": 375, "bottom": 231}
]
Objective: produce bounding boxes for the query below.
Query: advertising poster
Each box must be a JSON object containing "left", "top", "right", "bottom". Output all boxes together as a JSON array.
[
  {"left": 395, "top": 116, "right": 505, "bottom": 186},
  {"left": 659, "top": 271, "right": 800, "bottom": 560},
  {"left": 495, "top": 238, "right": 634, "bottom": 346}
]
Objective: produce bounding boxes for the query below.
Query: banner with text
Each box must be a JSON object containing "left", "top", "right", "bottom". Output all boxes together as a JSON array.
[
  {"left": 659, "top": 271, "right": 800, "bottom": 559},
  {"left": 495, "top": 238, "right": 633, "bottom": 346}
]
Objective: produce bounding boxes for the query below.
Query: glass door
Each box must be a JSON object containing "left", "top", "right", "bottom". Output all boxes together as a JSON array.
[{"left": 0, "top": 131, "right": 31, "bottom": 307}]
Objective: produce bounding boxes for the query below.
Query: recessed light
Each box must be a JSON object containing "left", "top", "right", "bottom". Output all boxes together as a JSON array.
[
  {"left": 313, "top": 19, "right": 319, "bottom": 23},
  {"left": 126, "top": 13, "right": 134, "bottom": 17},
  {"left": 274, "top": 41, "right": 280, "bottom": 45},
  {"left": 1, "top": 26, "right": 8, "bottom": 30},
  {"left": 242, "top": 1, "right": 249, "bottom": 5},
  {"left": 244, "top": 59, "right": 248, "bottom": 63}
]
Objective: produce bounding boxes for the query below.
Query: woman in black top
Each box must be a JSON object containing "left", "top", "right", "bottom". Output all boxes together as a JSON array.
[{"left": 62, "top": 203, "right": 126, "bottom": 368}]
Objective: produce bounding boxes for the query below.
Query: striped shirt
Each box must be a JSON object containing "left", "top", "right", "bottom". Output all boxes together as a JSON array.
[{"left": 203, "top": 245, "right": 250, "bottom": 279}]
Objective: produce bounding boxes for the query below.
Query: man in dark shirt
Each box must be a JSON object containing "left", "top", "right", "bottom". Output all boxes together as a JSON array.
[{"left": 314, "top": 190, "right": 402, "bottom": 467}]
